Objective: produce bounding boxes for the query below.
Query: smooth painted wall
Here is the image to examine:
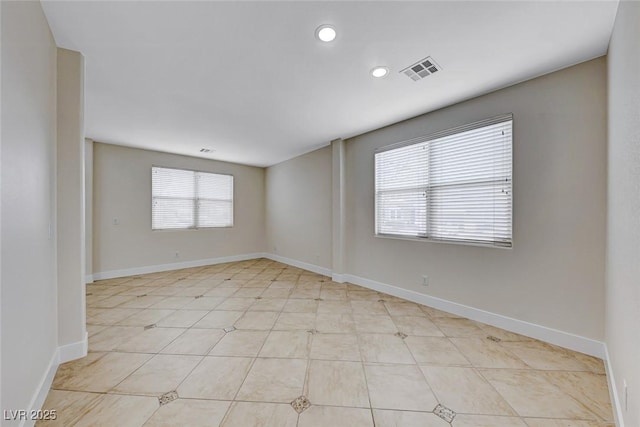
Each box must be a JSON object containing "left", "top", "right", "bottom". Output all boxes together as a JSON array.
[
  {"left": 56, "top": 48, "right": 86, "bottom": 352},
  {"left": 345, "top": 58, "right": 607, "bottom": 340},
  {"left": 1, "top": 1, "right": 58, "bottom": 422},
  {"left": 606, "top": 1, "right": 640, "bottom": 424},
  {"left": 93, "top": 143, "right": 266, "bottom": 275},
  {"left": 85, "top": 139, "right": 93, "bottom": 280},
  {"left": 265, "top": 146, "right": 332, "bottom": 269}
]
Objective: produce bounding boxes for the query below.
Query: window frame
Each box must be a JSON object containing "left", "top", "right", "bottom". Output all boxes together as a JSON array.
[
  {"left": 374, "top": 114, "right": 513, "bottom": 249},
  {"left": 151, "top": 165, "right": 234, "bottom": 231}
]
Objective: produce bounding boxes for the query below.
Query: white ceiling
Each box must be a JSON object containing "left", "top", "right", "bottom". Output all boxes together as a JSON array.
[{"left": 41, "top": 1, "right": 618, "bottom": 167}]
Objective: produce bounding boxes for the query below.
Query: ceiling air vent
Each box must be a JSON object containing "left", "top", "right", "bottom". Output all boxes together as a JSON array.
[{"left": 401, "top": 56, "right": 441, "bottom": 81}]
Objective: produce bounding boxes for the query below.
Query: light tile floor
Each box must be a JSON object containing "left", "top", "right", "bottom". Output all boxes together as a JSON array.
[{"left": 38, "top": 259, "right": 614, "bottom": 427}]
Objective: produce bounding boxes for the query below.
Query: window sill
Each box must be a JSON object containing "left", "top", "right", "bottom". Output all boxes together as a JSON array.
[
  {"left": 374, "top": 233, "right": 512, "bottom": 250},
  {"left": 152, "top": 226, "right": 234, "bottom": 232}
]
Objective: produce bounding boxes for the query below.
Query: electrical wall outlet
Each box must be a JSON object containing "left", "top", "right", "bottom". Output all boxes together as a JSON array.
[{"left": 422, "top": 275, "right": 429, "bottom": 286}]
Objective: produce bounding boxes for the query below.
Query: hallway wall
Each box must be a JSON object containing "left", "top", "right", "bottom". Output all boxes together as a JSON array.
[{"left": 1, "top": 2, "right": 59, "bottom": 423}]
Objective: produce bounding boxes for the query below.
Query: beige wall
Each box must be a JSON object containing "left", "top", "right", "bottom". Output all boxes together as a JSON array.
[
  {"left": 345, "top": 58, "right": 607, "bottom": 340},
  {"left": 93, "top": 143, "right": 266, "bottom": 275},
  {"left": 1, "top": 1, "right": 58, "bottom": 421},
  {"left": 56, "top": 48, "right": 86, "bottom": 351},
  {"left": 606, "top": 1, "right": 640, "bottom": 424},
  {"left": 265, "top": 146, "right": 332, "bottom": 269},
  {"left": 85, "top": 139, "right": 93, "bottom": 279}
]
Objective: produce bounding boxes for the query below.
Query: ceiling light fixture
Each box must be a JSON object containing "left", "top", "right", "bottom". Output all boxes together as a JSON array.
[
  {"left": 315, "top": 25, "right": 336, "bottom": 42},
  {"left": 370, "top": 66, "right": 389, "bottom": 78}
]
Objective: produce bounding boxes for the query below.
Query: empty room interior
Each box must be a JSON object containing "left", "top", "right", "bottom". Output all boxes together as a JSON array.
[{"left": 1, "top": 0, "right": 639, "bottom": 426}]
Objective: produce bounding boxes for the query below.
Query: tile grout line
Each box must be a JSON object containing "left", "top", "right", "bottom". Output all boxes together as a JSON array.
[
  {"left": 87, "top": 261, "right": 245, "bottom": 426},
  {"left": 89, "top": 271, "right": 231, "bottom": 425},
  {"left": 68, "top": 259, "right": 615, "bottom": 426},
  {"left": 445, "top": 336, "right": 524, "bottom": 421},
  {"left": 192, "top": 259, "right": 267, "bottom": 427},
  {"left": 219, "top": 264, "right": 302, "bottom": 426},
  {"left": 352, "top": 288, "right": 378, "bottom": 427}
]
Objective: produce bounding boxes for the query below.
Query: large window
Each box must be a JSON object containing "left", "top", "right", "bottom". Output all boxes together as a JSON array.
[
  {"left": 375, "top": 114, "right": 512, "bottom": 247},
  {"left": 152, "top": 166, "right": 233, "bottom": 230}
]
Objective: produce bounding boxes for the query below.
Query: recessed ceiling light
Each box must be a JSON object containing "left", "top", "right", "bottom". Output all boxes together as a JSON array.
[
  {"left": 316, "top": 25, "right": 336, "bottom": 42},
  {"left": 370, "top": 66, "right": 389, "bottom": 78}
]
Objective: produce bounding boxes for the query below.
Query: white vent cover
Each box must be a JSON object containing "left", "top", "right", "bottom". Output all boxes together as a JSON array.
[{"left": 401, "top": 56, "right": 441, "bottom": 81}]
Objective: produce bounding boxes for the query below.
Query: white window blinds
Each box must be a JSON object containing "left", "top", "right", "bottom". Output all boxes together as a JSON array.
[
  {"left": 152, "top": 166, "right": 233, "bottom": 230},
  {"left": 375, "top": 114, "right": 512, "bottom": 247}
]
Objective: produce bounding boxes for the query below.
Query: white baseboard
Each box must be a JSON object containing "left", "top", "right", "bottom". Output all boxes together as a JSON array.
[
  {"left": 263, "top": 253, "right": 332, "bottom": 277},
  {"left": 28, "top": 254, "right": 619, "bottom": 425},
  {"left": 85, "top": 274, "right": 94, "bottom": 284},
  {"left": 92, "top": 252, "right": 607, "bottom": 356},
  {"left": 19, "top": 334, "right": 88, "bottom": 427},
  {"left": 92, "top": 252, "right": 265, "bottom": 281},
  {"left": 58, "top": 332, "right": 88, "bottom": 364},
  {"left": 332, "top": 273, "right": 347, "bottom": 283},
  {"left": 20, "top": 350, "right": 59, "bottom": 427},
  {"left": 342, "top": 273, "right": 606, "bottom": 358},
  {"left": 604, "top": 344, "right": 625, "bottom": 427},
  {"left": 262, "top": 254, "right": 606, "bottom": 358}
]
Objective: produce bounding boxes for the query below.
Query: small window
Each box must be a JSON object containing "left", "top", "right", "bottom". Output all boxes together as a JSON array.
[
  {"left": 152, "top": 166, "right": 233, "bottom": 230},
  {"left": 375, "top": 114, "right": 512, "bottom": 247}
]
